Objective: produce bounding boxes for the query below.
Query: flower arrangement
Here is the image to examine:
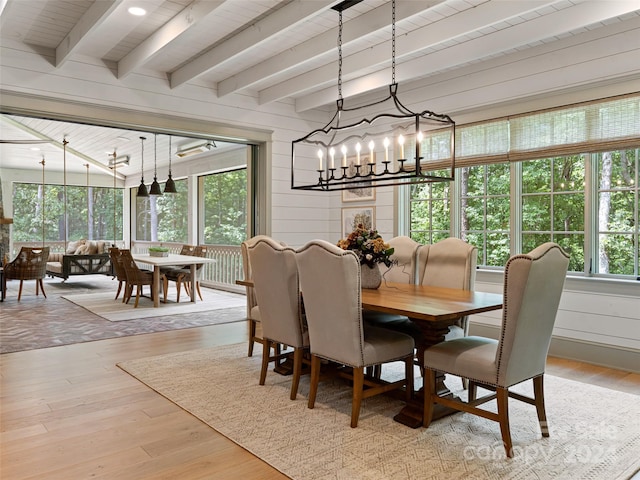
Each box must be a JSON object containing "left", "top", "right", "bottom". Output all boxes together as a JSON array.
[{"left": 337, "top": 224, "right": 394, "bottom": 268}]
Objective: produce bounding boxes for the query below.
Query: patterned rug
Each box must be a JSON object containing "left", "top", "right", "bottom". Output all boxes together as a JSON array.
[
  {"left": 0, "top": 276, "right": 247, "bottom": 354},
  {"left": 118, "top": 343, "right": 640, "bottom": 480}
]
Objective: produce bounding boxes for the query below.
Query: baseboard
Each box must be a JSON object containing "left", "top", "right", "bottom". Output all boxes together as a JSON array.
[{"left": 469, "top": 323, "right": 640, "bottom": 374}]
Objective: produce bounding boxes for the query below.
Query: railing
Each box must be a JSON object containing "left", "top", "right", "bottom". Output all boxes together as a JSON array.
[{"left": 13, "top": 241, "right": 246, "bottom": 294}]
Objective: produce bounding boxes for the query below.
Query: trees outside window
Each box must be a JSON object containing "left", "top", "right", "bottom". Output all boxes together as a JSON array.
[
  {"left": 202, "top": 169, "right": 247, "bottom": 245},
  {"left": 135, "top": 178, "right": 188, "bottom": 242},
  {"left": 409, "top": 170, "right": 450, "bottom": 245}
]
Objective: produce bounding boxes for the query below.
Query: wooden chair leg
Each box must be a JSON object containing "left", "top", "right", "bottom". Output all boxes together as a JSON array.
[
  {"left": 163, "top": 277, "right": 169, "bottom": 303},
  {"left": 17, "top": 280, "right": 24, "bottom": 301},
  {"left": 115, "top": 280, "right": 123, "bottom": 300},
  {"left": 248, "top": 319, "right": 257, "bottom": 357},
  {"left": 496, "top": 387, "right": 513, "bottom": 458},
  {"left": 423, "top": 367, "right": 436, "bottom": 428},
  {"left": 175, "top": 280, "right": 182, "bottom": 303},
  {"left": 533, "top": 375, "right": 549, "bottom": 437},
  {"left": 468, "top": 381, "right": 478, "bottom": 402},
  {"left": 290, "top": 347, "right": 303, "bottom": 400},
  {"left": 259, "top": 339, "right": 271, "bottom": 385},
  {"left": 196, "top": 281, "right": 203, "bottom": 301},
  {"left": 38, "top": 279, "right": 47, "bottom": 298},
  {"left": 351, "top": 366, "right": 365, "bottom": 428},
  {"left": 307, "top": 355, "right": 321, "bottom": 409},
  {"left": 134, "top": 285, "right": 142, "bottom": 308}
]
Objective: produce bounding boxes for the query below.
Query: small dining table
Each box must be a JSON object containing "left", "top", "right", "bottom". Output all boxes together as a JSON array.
[
  {"left": 360, "top": 282, "right": 503, "bottom": 426},
  {"left": 132, "top": 253, "right": 217, "bottom": 308}
]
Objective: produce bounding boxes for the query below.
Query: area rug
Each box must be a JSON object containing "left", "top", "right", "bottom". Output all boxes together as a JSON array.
[
  {"left": 118, "top": 343, "right": 640, "bottom": 480},
  {"left": 62, "top": 288, "right": 246, "bottom": 321}
]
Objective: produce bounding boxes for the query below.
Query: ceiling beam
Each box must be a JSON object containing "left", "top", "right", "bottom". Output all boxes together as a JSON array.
[
  {"left": 216, "top": 1, "right": 443, "bottom": 97},
  {"left": 118, "top": 0, "right": 225, "bottom": 80},
  {"left": 55, "top": 0, "right": 123, "bottom": 68},
  {"left": 263, "top": 0, "right": 557, "bottom": 107},
  {"left": 169, "top": 0, "right": 335, "bottom": 89}
]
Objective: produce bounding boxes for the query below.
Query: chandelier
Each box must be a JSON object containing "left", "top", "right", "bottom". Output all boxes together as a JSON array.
[{"left": 291, "top": 0, "right": 455, "bottom": 191}]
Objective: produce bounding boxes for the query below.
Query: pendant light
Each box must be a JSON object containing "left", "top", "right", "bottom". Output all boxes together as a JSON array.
[
  {"left": 149, "top": 134, "right": 163, "bottom": 196},
  {"left": 164, "top": 135, "right": 177, "bottom": 193},
  {"left": 137, "top": 136, "right": 149, "bottom": 197}
]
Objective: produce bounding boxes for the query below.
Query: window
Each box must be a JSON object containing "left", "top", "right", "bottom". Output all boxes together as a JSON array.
[
  {"left": 12, "top": 183, "right": 123, "bottom": 244},
  {"left": 409, "top": 94, "right": 640, "bottom": 278},
  {"left": 201, "top": 168, "right": 247, "bottom": 245},
  {"left": 135, "top": 178, "right": 188, "bottom": 242}
]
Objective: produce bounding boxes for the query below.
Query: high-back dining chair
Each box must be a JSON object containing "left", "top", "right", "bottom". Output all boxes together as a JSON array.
[
  {"left": 162, "top": 244, "right": 208, "bottom": 303},
  {"left": 119, "top": 249, "right": 163, "bottom": 308},
  {"left": 241, "top": 235, "right": 273, "bottom": 357},
  {"left": 422, "top": 243, "right": 569, "bottom": 458},
  {"left": 296, "top": 240, "right": 415, "bottom": 428},
  {"left": 248, "top": 237, "right": 309, "bottom": 399},
  {"left": 377, "top": 235, "right": 421, "bottom": 284},
  {"left": 109, "top": 247, "right": 128, "bottom": 302},
  {"left": 3, "top": 246, "right": 49, "bottom": 301}
]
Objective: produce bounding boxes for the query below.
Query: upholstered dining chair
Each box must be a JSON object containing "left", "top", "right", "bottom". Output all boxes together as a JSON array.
[
  {"left": 422, "top": 243, "right": 569, "bottom": 458},
  {"left": 241, "top": 235, "right": 273, "bottom": 357},
  {"left": 3, "top": 246, "right": 49, "bottom": 301},
  {"left": 377, "top": 235, "right": 421, "bottom": 283},
  {"left": 120, "top": 249, "right": 163, "bottom": 307},
  {"left": 296, "top": 239, "right": 415, "bottom": 428},
  {"left": 108, "top": 247, "right": 128, "bottom": 302},
  {"left": 248, "top": 237, "right": 309, "bottom": 399},
  {"left": 162, "top": 245, "right": 207, "bottom": 303}
]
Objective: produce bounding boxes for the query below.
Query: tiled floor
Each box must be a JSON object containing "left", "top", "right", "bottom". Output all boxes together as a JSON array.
[{"left": 0, "top": 274, "right": 246, "bottom": 354}]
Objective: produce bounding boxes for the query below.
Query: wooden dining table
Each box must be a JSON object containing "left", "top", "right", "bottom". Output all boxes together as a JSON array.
[
  {"left": 133, "top": 253, "right": 217, "bottom": 308},
  {"left": 361, "top": 282, "right": 503, "bottom": 427}
]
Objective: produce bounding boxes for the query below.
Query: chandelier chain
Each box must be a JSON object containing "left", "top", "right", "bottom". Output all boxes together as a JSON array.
[
  {"left": 337, "top": 10, "right": 343, "bottom": 100},
  {"left": 391, "top": 0, "right": 396, "bottom": 84}
]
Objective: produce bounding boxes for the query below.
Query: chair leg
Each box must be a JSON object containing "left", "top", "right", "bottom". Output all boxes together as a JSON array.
[
  {"left": 351, "top": 366, "right": 365, "bottom": 428},
  {"left": 290, "top": 347, "right": 303, "bottom": 400},
  {"left": 423, "top": 367, "right": 436, "bottom": 428},
  {"left": 175, "top": 280, "right": 182, "bottom": 303},
  {"left": 134, "top": 285, "right": 142, "bottom": 308},
  {"left": 115, "top": 280, "right": 123, "bottom": 300},
  {"left": 17, "top": 280, "right": 24, "bottom": 301},
  {"left": 533, "top": 375, "right": 549, "bottom": 437},
  {"left": 259, "top": 339, "right": 271, "bottom": 385},
  {"left": 404, "top": 356, "right": 414, "bottom": 403},
  {"left": 496, "top": 387, "right": 513, "bottom": 458},
  {"left": 307, "top": 355, "right": 321, "bottom": 409},
  {"left": 196, "top": 281, "right": 203, "bottom": 301},
  {"left": 38, "top": 279, "right": 47, "bottom": 298},
  {"left": 248, "top": 319, "right": 257, "bottom": 357},
  {"left": 468, "top": 381, "right": 478, "bottom": 402},
  {"left": 461, "top": 377, "right": 469, "bottom": 390},
  {"left": 163, "top": 277, "right": 169, "bottom": 304}
]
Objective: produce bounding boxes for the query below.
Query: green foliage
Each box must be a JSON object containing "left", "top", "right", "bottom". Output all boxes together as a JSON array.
[{"left": 202, "top": 169, "right": 247, "bottom": 245}]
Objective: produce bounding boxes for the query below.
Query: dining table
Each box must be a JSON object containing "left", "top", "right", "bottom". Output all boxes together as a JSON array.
[
  {"left": 132, "top": 253, "right": 217, "bottom": 308},
  {"left": 361, "top": 282, "right": 503, "bottom": 427}
]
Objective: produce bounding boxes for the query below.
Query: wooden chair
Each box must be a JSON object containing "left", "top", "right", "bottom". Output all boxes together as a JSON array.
[
  {"left": 296, "top": 239, "right": 415, "bottom": 428},
  {"left": 422, "top": 243, "right": 569, "bottom": 458},
  {"left": 108, "top": 247, "right": 127, "bottom": 302},
  {"left": 119, "top": 249, "right": 163, "bottom": 307},
  {"left": 162, "top": 245, "right": 207, "bottom": 303},
  {"left": 248, "top": 237, "right": 309, "bottom": 399},
  {"left": 3, "top": 246, "right": 50, "bottom": 301}
]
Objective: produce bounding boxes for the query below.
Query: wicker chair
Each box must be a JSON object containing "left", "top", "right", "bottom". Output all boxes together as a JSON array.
[
  {"left": 4, "top": 246, "right": 50, "bottom": 301},
  {"left": 162, "top": 245, "right": 208, "bottom": 303},
  {"left": 119, "top": 249, "right": 163, "bottom": 307},
  {"left": 108, "top": 247, "right": 128, "bottom": 302}
]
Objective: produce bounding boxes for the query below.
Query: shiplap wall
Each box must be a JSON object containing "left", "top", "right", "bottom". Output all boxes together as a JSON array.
[{"left": 1, "top": 17, "right": 639, "bottom": 371}]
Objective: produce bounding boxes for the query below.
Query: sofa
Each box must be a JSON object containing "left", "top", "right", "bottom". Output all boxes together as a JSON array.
[{"left": 46, "top": 240, "right": 113, "bottom": 280}]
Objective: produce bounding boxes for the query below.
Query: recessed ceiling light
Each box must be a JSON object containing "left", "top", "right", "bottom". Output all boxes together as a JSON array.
[{"left": 128, "top": 6, "right": 146, "bottom": 16}]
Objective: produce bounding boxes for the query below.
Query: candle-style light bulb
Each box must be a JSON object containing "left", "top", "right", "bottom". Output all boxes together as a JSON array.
[
  {"left": 416, "top": 131, "right": 423, "bottom": 160},
  {"left": 329, "top": 147, "right": 335, "bottom": 169},
  {"left": 398, "top": 135, "right": 405, "bottom": 159},
  {"left": 341, "top": 144, "right": 347, "bottom": 167},
  {"left": 368, "top": 140, "right": 375, "bottom": 164},
  {"left": 383, "top": 137, "right": 390, "bottom": 162},
  {"left": 317, "top": 149, "right": 323, "bottom": 170},
  {"left": 355, "top": 142, "right": 361, "bottom": 165}
]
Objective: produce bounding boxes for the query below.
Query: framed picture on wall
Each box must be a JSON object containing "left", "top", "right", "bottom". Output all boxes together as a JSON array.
[
  {"left": 341, "top": 206, "right": 375, "bottom": 238},
  {"left": 342, "top": 154, "right": 376, "bottom": 202}
]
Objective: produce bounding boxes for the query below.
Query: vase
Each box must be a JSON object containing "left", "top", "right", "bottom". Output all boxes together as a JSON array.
[{"left": 360, "top": 264, "right": 382, "bottom": 289}]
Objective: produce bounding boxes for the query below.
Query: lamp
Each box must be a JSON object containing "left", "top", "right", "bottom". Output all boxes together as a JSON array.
[
  {"left": 164, "top": 135, "right": 177, "bottom": 193},
  {"left": 149, "top": 134, "right": 163, "bottom": 196},
  {"left": 137, "top": 136, "right": 149, "bottom": 197},
  {"left": 291, "top": 0, "right": 455, "bottom": 191},
  {"left": 175, "top": 140, "right": 216, "bottom": 158}
]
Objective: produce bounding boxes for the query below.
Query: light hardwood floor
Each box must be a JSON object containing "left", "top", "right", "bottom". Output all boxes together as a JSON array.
[{"left": 2, "top": 322, "right": 639, "bottom": 479}]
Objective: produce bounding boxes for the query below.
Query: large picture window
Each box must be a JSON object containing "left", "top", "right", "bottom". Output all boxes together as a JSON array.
[
  {"left": 135, "top": 178, "right": 188, "bottom": 242},
  {"left": 201, "top": 168, "right": 247, "bottom": 245}
]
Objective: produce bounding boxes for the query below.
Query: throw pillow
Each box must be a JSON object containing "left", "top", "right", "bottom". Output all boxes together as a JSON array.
[
  {"left": 86, "top": 241, "right": 99, "bottom": 255},
  {"left": 66, "top": 239, "right": 85, "bottom": 254}
]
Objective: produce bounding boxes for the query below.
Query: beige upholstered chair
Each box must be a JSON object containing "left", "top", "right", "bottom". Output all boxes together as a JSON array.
[
  {"left": 248, "top": 237, "right": 309, "bottom": 400},
  {"left": 296, "top": 239, "right": 415, "bottom": 428},
  {"left": 417, "top": 237, "right": 478, "bottom": 341},
  {"left": 4, "top": 246, "right": 49, "bottom": 301},
  {"left": 422, "top": 243, "right": 569, "bottom": 458},
  {"left": 241, "top": 235, "right": 273, "bottom": 357},
  {"left": 377, "top": 235, "right": 421, "bottom": 283}
]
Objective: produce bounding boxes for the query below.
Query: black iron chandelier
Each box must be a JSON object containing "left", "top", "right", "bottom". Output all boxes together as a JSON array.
[{"left": 291, "top": 0, "right": 455, "bottom": 191}]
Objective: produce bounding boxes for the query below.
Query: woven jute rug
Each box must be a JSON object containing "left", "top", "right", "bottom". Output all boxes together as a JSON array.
[{"left": 118, "top": 343, "right": 640, "bottom": 480}]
